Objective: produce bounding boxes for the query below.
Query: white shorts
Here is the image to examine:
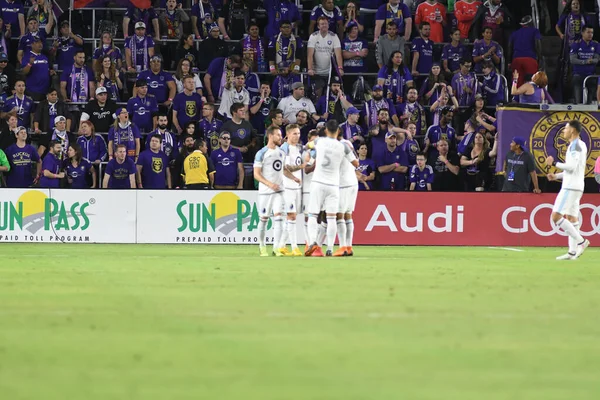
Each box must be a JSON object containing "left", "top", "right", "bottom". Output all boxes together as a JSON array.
[
  {"left": 552, "top": 189, "right": 582, "bottom": 217},
  {"left": 302, "top": 192, "right": 310, "bottom": 214},
  {"left": 308, "top": 182, "right": 339, "bottom": 215},
  {"left": 338, "top": 185, "right": 358, "bottom": 213},
  {"left": 283, "top": 188, "right": 302, "bottom": 214},
  {"left": 258, "top": 191, "right": 285, "bottom": 218}
]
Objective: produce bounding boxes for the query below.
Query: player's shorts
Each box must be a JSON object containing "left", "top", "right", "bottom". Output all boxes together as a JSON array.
[
  {"left": 283, "top": 188, "right": 302, "bottom": 214},
  {"left": 308, "top": 182, "right": 339, "bottom": 215},
  {"left": 552, "top": 188, "right": 583, "bottom": 217},
  {"left": 338, "top": 185, "right": 358, "bottom": 213},
  {"left": 258, "top": 191, "right": 285, "bottom": 218},
  {"left": 302, "top": 192, "right": 310, "bottom": 214}
]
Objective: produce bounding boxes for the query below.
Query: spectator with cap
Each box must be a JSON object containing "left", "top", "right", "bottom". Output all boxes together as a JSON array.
[
  {"left": 172, "top": 75, "right": 204, "bottom": 134},
  {"left": 20, "top": 36, "right": 53, "bottom": 101},
  {"left": 271, "top": 61, "right": 301, "bottom": 100},
  {"left": 125, "top": 22, "right": 156, "bottom": 74},
  {"left": 374, "top": 0, "right": 412, "bottom": 45},
  {"left": 123, "top": 2, "right": 160, "bottom": 40},
  {"left": 376, "top": 21, "right": 405, "bottom": 69},
  {"left": 127, "top": 79, "right": 158, "bottom": 135},
  {"left": 339, "top": 106, "right": 364, "bottom": 150},
  {"left": 17, "top": 14, "right": 53, "bottom": 64},
  {"left": 342, "top": 21, "right": 368, "bottom": 76},
  {"left": 60, "top": 50, "right": 96, "bottom": 109},
  {"left": 481, "top": 61, "right": 505, "bottom": 106},
  {"left": 51, "top": 21, "right": 84, "bottom": 73},
  {"left": 211, "top": 131, "right": 245, "bottom": 190},
  {"left": 307, "top": 15, "right": 344, "bottom": 99},
  {"left": 411, "top": 22, "right": 434, "bottom": 80},
  {"left": 80, "top": 86, "right": 117, "bottom": 134},
  {"left": 4, "top": 79, "right": 34, "bottom": 129},
  {"left": 250, "top": 82, "right": 278, "bottom": 137},
  {"left": 415, "top": 0, "right": 446, "bottom": 43},
  {"left": 108, "top": 108, "right": 141, "bottom": 163},
  {"left": 34, "top": 87, "right": 71, "bottom": 136},
  {"left": 43, "top": 115, "right": 75, "bottom": 161},
  {"left": 204, "top": 55, "right": 242, "bottom": 103},
  {"left": 267, "top": 20, "right": 303, "bottom": 76},
  {"left": 315, "top": 76, "right": 353, "bottom": 122},
  {"left": 218, "top": 68, "right": 250, "bottom": 119},
  {"left": 309, "top": 0, "right": 344, "bottom": 38},
  {"left": 501, "top": 136, "right": 540, "bottom": 193},
  {"left": 218, "top": 0, "right": 256, "bottom": 41},
  {"left": 220, "top": 103, "right": 256, "bottom": 163},
  {"left": 277, "top": 81, "right": 319, "bottom": 125},
  {"left": 0, "top": 52, "right": 15, "bottom": 106},
  {"left": 136, "top": 55, "right": 176, "bottom": 109},
  {"left": 374, "top": 130, "right": 409, "bottom": 191},
  {"left": 508, "top": 15, "right": 543, "bottom": 88},
  {"left": 198, "top": 24, "right": 228, "bottom": 70},
  {"left": 361, "top": 84, "right": 399, "bottom": 129}
]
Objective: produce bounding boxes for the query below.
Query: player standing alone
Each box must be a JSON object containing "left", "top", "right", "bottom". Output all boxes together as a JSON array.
[
  {"left": 545, "top": 120, "right": 590, "bottom": 260},
  {"left": 254, "top": 126, "right": 286, "bottom": 257},
  {"left": 306, "top": 120, "right": 359, "bottom": 257}
]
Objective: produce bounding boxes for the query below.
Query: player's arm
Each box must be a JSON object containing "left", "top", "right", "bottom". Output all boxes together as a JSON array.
[
  {"left": 283, "top": 168, "right": 300, "bottom": 183},
  {"left": 554, "top": 152, "right": 582, "bottom": 172}
]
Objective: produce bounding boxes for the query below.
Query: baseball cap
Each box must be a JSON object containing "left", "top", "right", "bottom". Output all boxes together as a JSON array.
[
  {"left": 385, "top": 131, "right": 397, "bottom": 139},
  {"left": 372, "top": 84, "right": 383, "bottom": 91},
  {"left": 512, "top": 136, "right": 526, "bottom": 149},
  {"left": 520, "top": 15, "right": 533, "bottom": 25},
  {"left": 54, "top": 116, "right": 66, "bottom": 125},
  {"left": 219, "top": 131, "right": 231, "bottom": 138},
  {"left": 150, "top": 55, "right": 162, "bottom": 62},
  {"left": 27, "top": 15, "right": 38, "bottom": 23},
  {"left": 346, "top": 107, "right": 360, "bottom": 115},
  {"left": 135, "top": 21, "right": 146, "bottom": 29},
  {"left": 278, "top": 60, "right": 291, "bottom": 69},
  {"left": 60, "top": 20, "right": 70, "bottom": 27},
  {"left": 31, "top": 36, "right": 42, "bottom": 43},
  {"left": 114, "top": 107, "right": 128, "bottom": 119},
  {"left": 292, "top": 82, "right": 304, "bottom": 90},
  {"left": 331, "top": 76, "right": 341, "bottom": 85},
  {"left": 0, "top": 53, "right": 7, "bottom": 62},
  {"left": 95, "top": 86, "right": 108, "bottom": 95},
  {"left": 209, "top": 23, "right": 220, "bottom": 31},
  {"left": 475, "top": 93, "right": 483, "bottom": 100}
]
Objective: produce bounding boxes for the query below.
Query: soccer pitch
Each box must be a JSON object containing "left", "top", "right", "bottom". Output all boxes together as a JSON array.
[{"left": 1, "top": 244, "right": 599, "bottom": 400}]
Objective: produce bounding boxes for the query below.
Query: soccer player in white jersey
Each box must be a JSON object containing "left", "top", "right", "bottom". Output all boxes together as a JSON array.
[
  {"left": 302, "top": 130, "right": 318, "bottom": 251},
  {"left": 334, "top": 131, "right": 359, "bottom": 256},
  {"left": 545, "top": 120, "right": 590, "bottom": 260},
  {"left": 278, "top": 124, "right": 305, "bottom": 256},
  {"left": 305, "top": 120, "right": 359, "bottom": 257},
  {"left": 253, "top": 126, "right": 286, "bottom": 257}
]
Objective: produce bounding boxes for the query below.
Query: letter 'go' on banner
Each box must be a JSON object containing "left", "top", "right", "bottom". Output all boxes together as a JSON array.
[{"left": 496, "top": 108, "right": 600, "bottom": 177}]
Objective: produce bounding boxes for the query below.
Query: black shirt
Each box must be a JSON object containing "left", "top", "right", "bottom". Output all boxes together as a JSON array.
[
  {"left": 219, "top": 1, "right": 255, "bottom": 40},
  {"left": 432, "top": 151, "right": 461, "bottom": 191},
  {"left": 220, "top": 119, "right": 256, "bottom": 162},
  {"left": 83, "top": 99, "right": 118, "bottom": 134},
  {"left": 502, "top": 150, "right": 535, "bottom": 192}
]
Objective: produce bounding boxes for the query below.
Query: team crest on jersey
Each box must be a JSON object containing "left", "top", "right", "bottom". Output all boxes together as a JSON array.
[
  {"left": 237, "top": 128, "right": 247, "bottom": 138},
  {"left": 152, "top": 157, "right": 163, "bottom": 172},
  {"left": 273, "top": 159, "right": 282, "bottom": 171},
  {"left": 185, "top": 101, "right": 197, "bottom": 117},
  {"left": 327, "top": 40, "right": 332, "bottom": 45}
]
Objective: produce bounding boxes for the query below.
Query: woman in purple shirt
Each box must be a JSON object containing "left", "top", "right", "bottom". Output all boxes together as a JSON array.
[
  {"left": 357, "top": 143, "right": 375, "bottom": 191},
  {"left": 65, "top": 143, "right": 95, "bottom": 189},
  {"left": 376, "top": 51, "right": 413, "bottom": 104},
  {"left": 511, "top": 70, "right": 547, "bottom": 104},
  {"left": 419, "top": 62, "right": 446, "bottom": 105}
]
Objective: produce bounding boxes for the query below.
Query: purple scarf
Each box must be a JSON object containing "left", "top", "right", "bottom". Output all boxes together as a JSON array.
[
  {"left": 70, "top": 65, "right": 89, "bottom": 103},
  {"left": 242, "top": 36, "right": 265, "bottom": 72},
  {"left": 365, "top": 98, "right": 388, "bottom": 127}
]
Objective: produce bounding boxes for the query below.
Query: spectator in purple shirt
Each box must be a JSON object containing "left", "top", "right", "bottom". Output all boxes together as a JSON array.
[
  {"left": 20, "top": 37, "right": 53, "bottom": 101},
  {"left": 357, "top": 143, "right": 375, "bottom": 191},
  {"left": 374, "top": 131, "right": 408, "bottom": 191},
  {"left": 191, "top": 0, "right": 218, "bottom": 40},
  {"left": 569, "top": 26, "right": 599, "bottom": 104},
  {"left": 374, "top": 0, "right": 412, "bottom": 44},
  {"left": 204, "top": 55, "right": 242, "bottom": 103},
  {"left": 268, "top": 21, "right": 303, "bottom": 75},
  {"left": 123, "top": 4, "right": 160, "bottom": 40},
  {"left": 342, "top": 22, "right": 368, "bottom": 74},
  {"left": 52, "top": 21, "right": 84, "bottom": 73},
  {"left": 125, "top": 22, "right": 156, "bottom": 74},
  {"left": 409, "top": 152, "right": 434, "bottom": 191},
  {"left": 419, "top": 62, "right": 446, "bottom": 105},
  {"left": 511, "top": 69, "right": 547, "bottom": 104},
  {"left": 442, "top": 29, "right": 466, "bottom": 79},
  {"left": 309, "top": 0, "right": 344, "bottom": 38},
  {"left": 4, "top": 126, "right": 40, "bottom": 187},
  {"left": 76, "top": 120, "right": 107, "bottom": 166},
  {"left": 472, "top": 27, "right": 503, "bottom": 73},
  {"left": 137, "top": 55, "right": 176, "bottom": 108},
  {"left": 481, "top": 61, "right": 505, "bottom": 106},
  {"left": 172, "top": 76, "right": 203, "bottom": 134},
  {"left": 108, "top": 108, "right": 141, "bottom": 162},
  {"left": 65, "top": 143, "right": 96, "bottom": 189},
  {"left": 361, "top": 84, "right": 399, "bottom": 128},
  {"left": 136, "top": 133, "right": 171, "bottom": 189},
  {"left": 508, "top": 16, "right": 542, "bottom": 88},
  {"left": 265, "top": 0, "right": 300, "bottom": 39},
  {"left": 377, "top": 50, "right": 413, "bottom": 104},
  {"left": 451, "top": 58, "right": 479, "bottom": 107},
  {"left": 411, "top": 22, "right": 434, "bottom": 78},
  {"left": 210, "top": 131, "right": 244, "bottom": 189},
  {"left": 60, "top": 50, "right": 96, "bottom": 105},
  {"left": 17, "top": 15, "right": 53, "bottom": 64},
  {"left": 39, "top": 140, "right": 64, "bottom": 188},
  {"left": 0, "top": 0, "right": 25, "bottom": 38},
  {"left": 103, "top": 144, "right": 136, "bottom": 189},
  {"left": 127, "top": 79, "right": 159, "bottom": 134},
  {"left": 93, "top": 32, "right": 123, "bottom": 71}
]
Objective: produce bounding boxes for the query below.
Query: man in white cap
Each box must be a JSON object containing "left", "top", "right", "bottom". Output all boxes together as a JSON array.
[
  {"left": 80, "top": 86, "right": 118, "bottom": 133},
  {"left": 125, "top": 21, "right": 156, "bottom": 74},
  {"left": 47, "top": 115, "right": 75, "bottom": 161},
  {"left": 277, "top": 81, "right": 320, "bottom": 125}
]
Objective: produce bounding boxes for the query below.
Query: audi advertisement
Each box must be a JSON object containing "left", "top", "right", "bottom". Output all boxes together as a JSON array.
[{"left": 352, "top": 192, "right": 600, "bottom": 247}]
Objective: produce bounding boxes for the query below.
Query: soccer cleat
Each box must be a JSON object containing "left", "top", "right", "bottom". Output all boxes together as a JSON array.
[
  {"left": 575, "top": 239, "right": 590, "bottom": 259},
  {"left": 291, "top": 247, "right": 303, "bottom": 256},
  {"left": 273, "top": 248, "right": 284, "bottom": 257},
  {"left": 311, "top": 246, "right": 324, "bottom": 257},
  {"left": 279, "top": 247, "right": 292, "bottom": 256},
  {"left": 556, "top": 252, "right": 576, "bottom": 260},
  {"left": 259, "top": 246, "right": 269, "bottom": 257},
  {"left": 333, "top": 247, "right": 347, "bottom": 257},
  {"left": 346, "top": 246, "right": 354, "bottom": 256},
  {"left": 305, "top": 243, "right": 318, "bottom": 256}
]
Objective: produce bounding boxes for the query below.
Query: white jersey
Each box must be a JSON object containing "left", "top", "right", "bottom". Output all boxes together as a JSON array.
[
  {"left": 302, "top": 149, "right": 316, "bottom": 194},
  {"left": 307, "top": 31, "right": 341, "bottom": 75},
  {"left": 312, "top": 137, "right": 356, "bottom": 186},
  {"left": 339, "top": 139, "right": 358, "bottom": 188},
  {"left": 218, "top": 86, "right": 250, "bottom": 118},
  {"left": 277, "top": 96, "right": 317, "bottom": 124},
  {"left": 558, "top": 138, "right": 587, "bottom": 192},
  {"left": 254, "top": 145, "right": 285, "bottom": 194},
  {"left": 281, "top": 142, "right": 303, "bottom": 189}
]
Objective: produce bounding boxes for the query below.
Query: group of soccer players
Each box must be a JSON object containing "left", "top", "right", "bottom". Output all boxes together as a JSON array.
[{"left": 253, "top": 119, "right": 358, "bottom": 257}]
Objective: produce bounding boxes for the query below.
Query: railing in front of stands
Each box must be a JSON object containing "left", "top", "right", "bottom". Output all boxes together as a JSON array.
[{"left": 582, "top": 75, "right": 599, "bottom": 105}]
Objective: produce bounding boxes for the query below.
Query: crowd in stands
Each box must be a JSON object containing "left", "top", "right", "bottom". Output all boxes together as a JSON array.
[{"left": 0, "top": 0, "right": 597, "bottom": 192}]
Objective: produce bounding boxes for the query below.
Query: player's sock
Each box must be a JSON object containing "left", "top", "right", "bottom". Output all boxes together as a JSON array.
[
  {"left": 273, "top": 215, "right": 284, "bottom": 250},
  {"left": 287, "top": 219, "right": 298, "bottom": 248},
  {"left": 258, "top": 219, "right": 267, "bottom": 247},
  {"left": 326, "top": 216, "right": 337, "bottom": 250},
  {"left": 556, "top": 217, "right": 584, "bottom": 253},
  {"left": 317, "top": 222, "right": 327, "bottom": 247},
  {"left": 345, "top": 219, "right": 354, "bottom": 248},
  {"left": 278, "top": 221, "right": 289, "bottom": 248},
  {"left": 568, "top": 221, "right": 581, "bottom": 252},
  {"left": 307, "top": 215, "right": 319, "bottom": 244},
  {"left": 303, "top": 218, "right": 309, "bottom": 245},
  {"left": 336, "top": 219, "right": 346, "bottom": 248}
]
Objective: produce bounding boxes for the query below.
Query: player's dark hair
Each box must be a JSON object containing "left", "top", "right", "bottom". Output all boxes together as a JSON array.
[
  {"left": 325, "top": 119, "right": 339, "bottom": 134},
  {"left": 266, "top": 125, "right": 281, "bottom": 137},
  {"left": 568, "top": 120, "right": 582, "bottom": 133},
  {"left": 308, "top": 129, "right": 319, "bottom": 139}
]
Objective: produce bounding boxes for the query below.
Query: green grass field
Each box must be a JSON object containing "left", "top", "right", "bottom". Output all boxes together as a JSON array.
[{"left": 1, "top": 244, "right": 599, "bottom": 400}]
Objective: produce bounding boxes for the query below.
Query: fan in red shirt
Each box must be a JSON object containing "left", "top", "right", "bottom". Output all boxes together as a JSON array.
[
  {"left": 454, "top": 0, "right": 481, "bottom": 40},
  {"left": 415, "top": 0, "right": 446, "bottom": 43}
]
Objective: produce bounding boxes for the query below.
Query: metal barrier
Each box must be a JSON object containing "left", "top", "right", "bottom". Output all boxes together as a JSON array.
[{"left": 582, "top": 75, "right": 599, "bottom": 104}]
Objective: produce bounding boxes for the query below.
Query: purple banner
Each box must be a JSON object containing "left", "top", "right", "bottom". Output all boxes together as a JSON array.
[{"left": 496, "top": 108, "right": 600, "bottom": 177}]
